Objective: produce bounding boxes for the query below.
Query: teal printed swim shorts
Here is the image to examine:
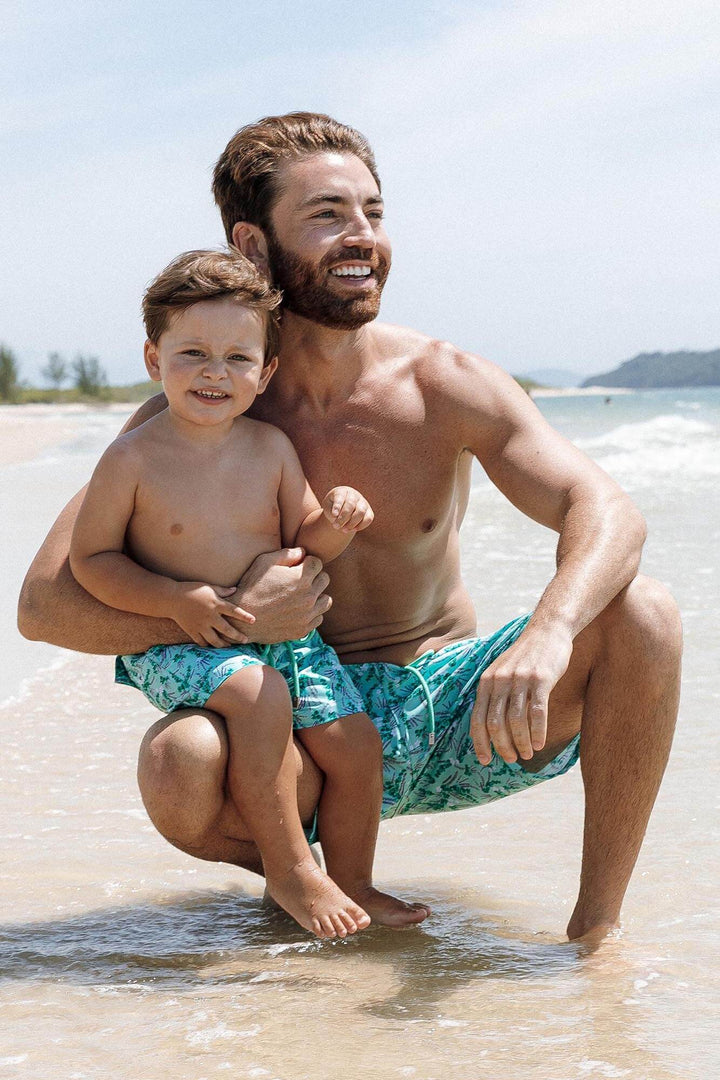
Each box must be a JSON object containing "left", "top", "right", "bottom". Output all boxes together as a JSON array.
[
  {"left": 116, "top": 630, "right": 365, "bottom": 730},
  {"left": 348, "top": 613, "right": 580, "bottom": 822}
]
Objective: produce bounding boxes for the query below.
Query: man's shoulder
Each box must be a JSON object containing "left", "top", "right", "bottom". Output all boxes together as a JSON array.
[{"left": 373, "top": 322, "right": 510, "bottom": 396}]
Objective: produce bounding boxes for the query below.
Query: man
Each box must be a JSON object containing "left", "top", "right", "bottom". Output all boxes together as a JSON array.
[{"left": 19, "top": 113, "right": 682, "bottom": 943}]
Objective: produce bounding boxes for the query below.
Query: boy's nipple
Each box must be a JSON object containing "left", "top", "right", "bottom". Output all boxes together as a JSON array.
[{"left": 170, "top": 523, "right": 184, "bottom": 536}]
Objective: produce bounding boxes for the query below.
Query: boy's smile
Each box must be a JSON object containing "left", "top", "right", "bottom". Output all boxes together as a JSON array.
[{"left": 144, "top": 299, "right": 277, "bottom": 429}]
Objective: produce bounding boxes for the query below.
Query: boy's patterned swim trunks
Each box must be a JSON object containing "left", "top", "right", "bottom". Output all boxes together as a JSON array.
[
  {"left": 115, "top": 630, "right": 365, "bottom": 730},
  {"left": 347, "top": 613, "right": 580, "bottom": 821}
]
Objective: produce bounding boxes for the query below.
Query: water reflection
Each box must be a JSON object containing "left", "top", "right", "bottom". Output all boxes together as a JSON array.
[{"left": 0, "top": 886, "right": 584, "bottom": 998}]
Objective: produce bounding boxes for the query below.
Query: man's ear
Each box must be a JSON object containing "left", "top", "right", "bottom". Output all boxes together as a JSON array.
[
  {"left": 144, "top": 341, "right": 162, "bottom": 382},
  {"left": 256, "top": 355, "right": 279, "bottom": 394},
  {"left": 232, "top": 222, "right": 270, "bottom": 276}
]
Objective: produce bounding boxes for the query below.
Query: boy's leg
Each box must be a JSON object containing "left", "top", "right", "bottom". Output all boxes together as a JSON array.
[
  {"left": 297, "top": 713, "right": 431, "bottom": 928},
  {"left": 205, "top": 665, "right": 370, "bottom": 939}
]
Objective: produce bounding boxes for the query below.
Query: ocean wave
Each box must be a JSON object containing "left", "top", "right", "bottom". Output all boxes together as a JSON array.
[{"left": 575, "top": 415, "right": 720, "bottom": 482}]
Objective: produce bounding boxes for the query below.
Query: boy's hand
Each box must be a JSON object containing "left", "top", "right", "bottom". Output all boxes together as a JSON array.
[
  {"left": 172, "top": 582, "right": 255, "bottom": 648},
  {"left": 322, "top": 487, "right": 374, "bottom": 533}
]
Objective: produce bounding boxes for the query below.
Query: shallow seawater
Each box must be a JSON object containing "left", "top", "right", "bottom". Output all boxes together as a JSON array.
[{"left": 1, "top": 393, "right": 718, "bottom": 1079}]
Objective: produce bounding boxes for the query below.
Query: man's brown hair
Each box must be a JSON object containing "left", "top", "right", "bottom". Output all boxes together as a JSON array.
[
  {"left": 142, "top": 249, "right": 282, "bottom": 363},
  {"left": 212, "top": 112, "right": 381, "bottom": 242}
]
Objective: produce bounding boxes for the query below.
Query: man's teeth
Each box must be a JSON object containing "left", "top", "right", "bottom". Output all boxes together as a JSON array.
[
  {"left": 195, "top": 390, "right": 227, "bottom": 399},
  {"left": 330, "top": 266, "right": 372, "bottom": 277}
]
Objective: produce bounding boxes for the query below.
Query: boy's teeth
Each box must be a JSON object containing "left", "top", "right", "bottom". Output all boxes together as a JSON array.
[
  {"left": 196, "top": 390, "right": 226, "bottom": 398},
  {"left": 330, "top": 266, "right": 372, "bottom": 277}
]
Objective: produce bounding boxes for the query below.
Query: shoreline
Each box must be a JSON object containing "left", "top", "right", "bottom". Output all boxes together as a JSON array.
[
  {"left": 0, "top": 403, "right": 135, "bottom": 466},
  {"left": 529, "top": 386, "right": 634, "bottom": 398}
]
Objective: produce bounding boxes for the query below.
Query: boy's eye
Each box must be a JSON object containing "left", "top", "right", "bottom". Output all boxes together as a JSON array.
[
  {"left": 228, "top": 354, "right": 252, "bottom": 363},
  {"left": 183, "top": 349, "right": 204, "bottom": 358}
]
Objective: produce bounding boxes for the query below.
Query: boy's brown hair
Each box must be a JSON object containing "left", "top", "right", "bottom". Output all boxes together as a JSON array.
[
  {"left": 212, "top": 112, "right": 381, "bottom": 242},
  {"left": 142, "top": 249, "right": 282, "bottom": 363}
]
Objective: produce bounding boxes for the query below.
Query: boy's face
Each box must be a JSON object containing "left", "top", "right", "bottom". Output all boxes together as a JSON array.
[{"left": 144, "top": 299, "right": 277, "bottom": 425}]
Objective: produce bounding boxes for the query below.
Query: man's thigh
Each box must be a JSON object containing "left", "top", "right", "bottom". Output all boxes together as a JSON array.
[{"left": 346, "top": 614, "right": 581, "bottom": 820}]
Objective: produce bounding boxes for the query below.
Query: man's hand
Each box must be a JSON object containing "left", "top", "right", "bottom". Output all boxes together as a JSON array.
[
  {"left": 172, "top": 583, "right": 256, "bottom": 648},
  {"left": 230, "top": 548, "right": 332, "bottom": 644},
  {"left": 470, "top": 624, "right": 574, "bottom": 765},
  {"left": 322, "top": 487, "right": 374, "bottom": 534}
]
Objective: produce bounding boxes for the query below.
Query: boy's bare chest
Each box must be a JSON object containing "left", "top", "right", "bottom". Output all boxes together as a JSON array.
[{"left": 132, "top": 452, "right": 280, "bottom": 537}]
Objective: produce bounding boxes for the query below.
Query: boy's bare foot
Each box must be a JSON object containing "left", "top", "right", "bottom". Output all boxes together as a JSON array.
[
  {"left": 266, "top": 857, "right": 371, "bottom": 939},
  {"left": 351, "top": 886, "right": 431, "bottom": 928}
]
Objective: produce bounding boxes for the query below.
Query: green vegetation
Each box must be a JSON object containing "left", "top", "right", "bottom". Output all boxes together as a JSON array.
[
  {"left": 0, "top": 345, "right": 159, "bottom": 404},
  {"left": 582, "top": 349, "right": 720, "bottom": 389},
  {"left": 0, "top": 346, "right": 21, "bottom": 402}
]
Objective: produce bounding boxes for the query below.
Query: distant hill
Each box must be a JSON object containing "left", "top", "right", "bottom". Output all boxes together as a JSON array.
[
  {"left": 582, "top": 349, "right": 720, "bottom": 389},
  {"left": 516, "top": 368, "right": 582, "bottom": 388}
]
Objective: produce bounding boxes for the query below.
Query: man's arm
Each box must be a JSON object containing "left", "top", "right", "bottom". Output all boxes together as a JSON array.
[
  {"left": 18, "top": 393, "right": 333, "bottom": 654},
  {"left": 433, "top": 350, "right": 646, "bottom": 763}
]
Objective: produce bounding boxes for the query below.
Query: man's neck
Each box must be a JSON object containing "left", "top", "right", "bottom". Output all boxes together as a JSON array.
[{"left": 272, "top": 312, "right": 378, "bottom": 414}]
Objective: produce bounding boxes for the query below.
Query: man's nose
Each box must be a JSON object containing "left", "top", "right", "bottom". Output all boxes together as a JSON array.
[{"left": 343, "top": 210, "right": 375, "bottom": 249}]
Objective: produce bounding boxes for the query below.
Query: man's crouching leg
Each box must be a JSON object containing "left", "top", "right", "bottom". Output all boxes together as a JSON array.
[
  {"left": 550, "top": 575, "right": 682, "bottom": 943},
  {"left": 136, "top": 708, "right": 324, "bottom": 876}
]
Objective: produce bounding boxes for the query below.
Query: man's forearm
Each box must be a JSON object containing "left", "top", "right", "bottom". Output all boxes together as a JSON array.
[
  {"left": 18, "top": 554, "right": 187, "bottom": 654},
  {"left": 531, "top": 488, "right": 647, "bottom": 640}
]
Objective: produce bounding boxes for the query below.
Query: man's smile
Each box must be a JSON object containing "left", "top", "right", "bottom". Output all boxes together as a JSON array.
[{"left": 329, "top": 265, "right": 372, "bottom": 278}]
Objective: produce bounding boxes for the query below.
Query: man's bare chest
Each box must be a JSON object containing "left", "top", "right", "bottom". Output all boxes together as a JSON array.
[{"left": 263, "top": 404, "right": 467, "bottom": 544}]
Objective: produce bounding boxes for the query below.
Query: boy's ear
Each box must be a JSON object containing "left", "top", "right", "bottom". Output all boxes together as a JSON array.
[
  {"left": 232, "top": 222, "right": 270, "bottom": 277},
  {"left": 256, "top": 355, "right": 278, "bottom": 394},
  {"left": 144, "top": 341, "right": 162, "bottom": 382}
]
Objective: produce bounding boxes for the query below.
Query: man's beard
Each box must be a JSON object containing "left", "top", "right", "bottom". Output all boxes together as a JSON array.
[{"left": 265, "top": 231, "right": 390, "bottom": 330}]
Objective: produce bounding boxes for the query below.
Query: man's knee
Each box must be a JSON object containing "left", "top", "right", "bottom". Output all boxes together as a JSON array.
[
  {"left": 603, "top": 575, "right": 683, "bottom": 668},
  {"left": 137, "top": 709, "right": 229, "bottom": 848}
]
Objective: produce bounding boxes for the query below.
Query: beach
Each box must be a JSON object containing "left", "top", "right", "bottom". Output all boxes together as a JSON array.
[{"left": 1, "top": 391, "right": 718, "bottom": 1079}]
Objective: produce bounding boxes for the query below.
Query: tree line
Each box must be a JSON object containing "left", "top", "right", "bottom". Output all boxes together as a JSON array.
[{"left": 0, "top": 345, "right": 109, "bottom": 402}]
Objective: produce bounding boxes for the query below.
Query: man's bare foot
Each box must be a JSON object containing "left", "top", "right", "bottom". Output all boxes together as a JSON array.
[
  {"left": 351, "top": 886, "right": 431, "bottom": 928},
  {"left": 266, "top": 857, "right": 371, "bottom": 939},
  {"left": 567, "top": 906, "right": 621, "bottom": 949}
]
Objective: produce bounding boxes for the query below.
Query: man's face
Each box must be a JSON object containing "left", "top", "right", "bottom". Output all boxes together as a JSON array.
[{"left": 265, "top": 152, "right": 391, "bottom": 329}]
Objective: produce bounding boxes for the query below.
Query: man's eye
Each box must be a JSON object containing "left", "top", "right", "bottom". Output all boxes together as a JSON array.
[{"left": 313, "top": 210, "right": 336, "bottom": 219}]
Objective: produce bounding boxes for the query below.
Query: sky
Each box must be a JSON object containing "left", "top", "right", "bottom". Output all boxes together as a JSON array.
[{"left": 2, "top": 0, "right": 719, "bottom": 386}]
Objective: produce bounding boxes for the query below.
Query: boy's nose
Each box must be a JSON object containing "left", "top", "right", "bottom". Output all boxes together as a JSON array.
[{"left": 202, "top": 357, "right": 228, "bottom": 377}]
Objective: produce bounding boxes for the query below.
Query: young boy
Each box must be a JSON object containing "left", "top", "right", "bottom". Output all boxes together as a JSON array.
[{"left": 70, "top": 250, "right": 430, "bottom": 939}]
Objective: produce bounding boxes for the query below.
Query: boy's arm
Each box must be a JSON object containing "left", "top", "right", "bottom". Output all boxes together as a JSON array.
[
  {"left": 277, "top": 436, "right": 374, "bottom": 564},
  {"left": 69, "top": 441, "right": 254, "bottom": 649}
]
